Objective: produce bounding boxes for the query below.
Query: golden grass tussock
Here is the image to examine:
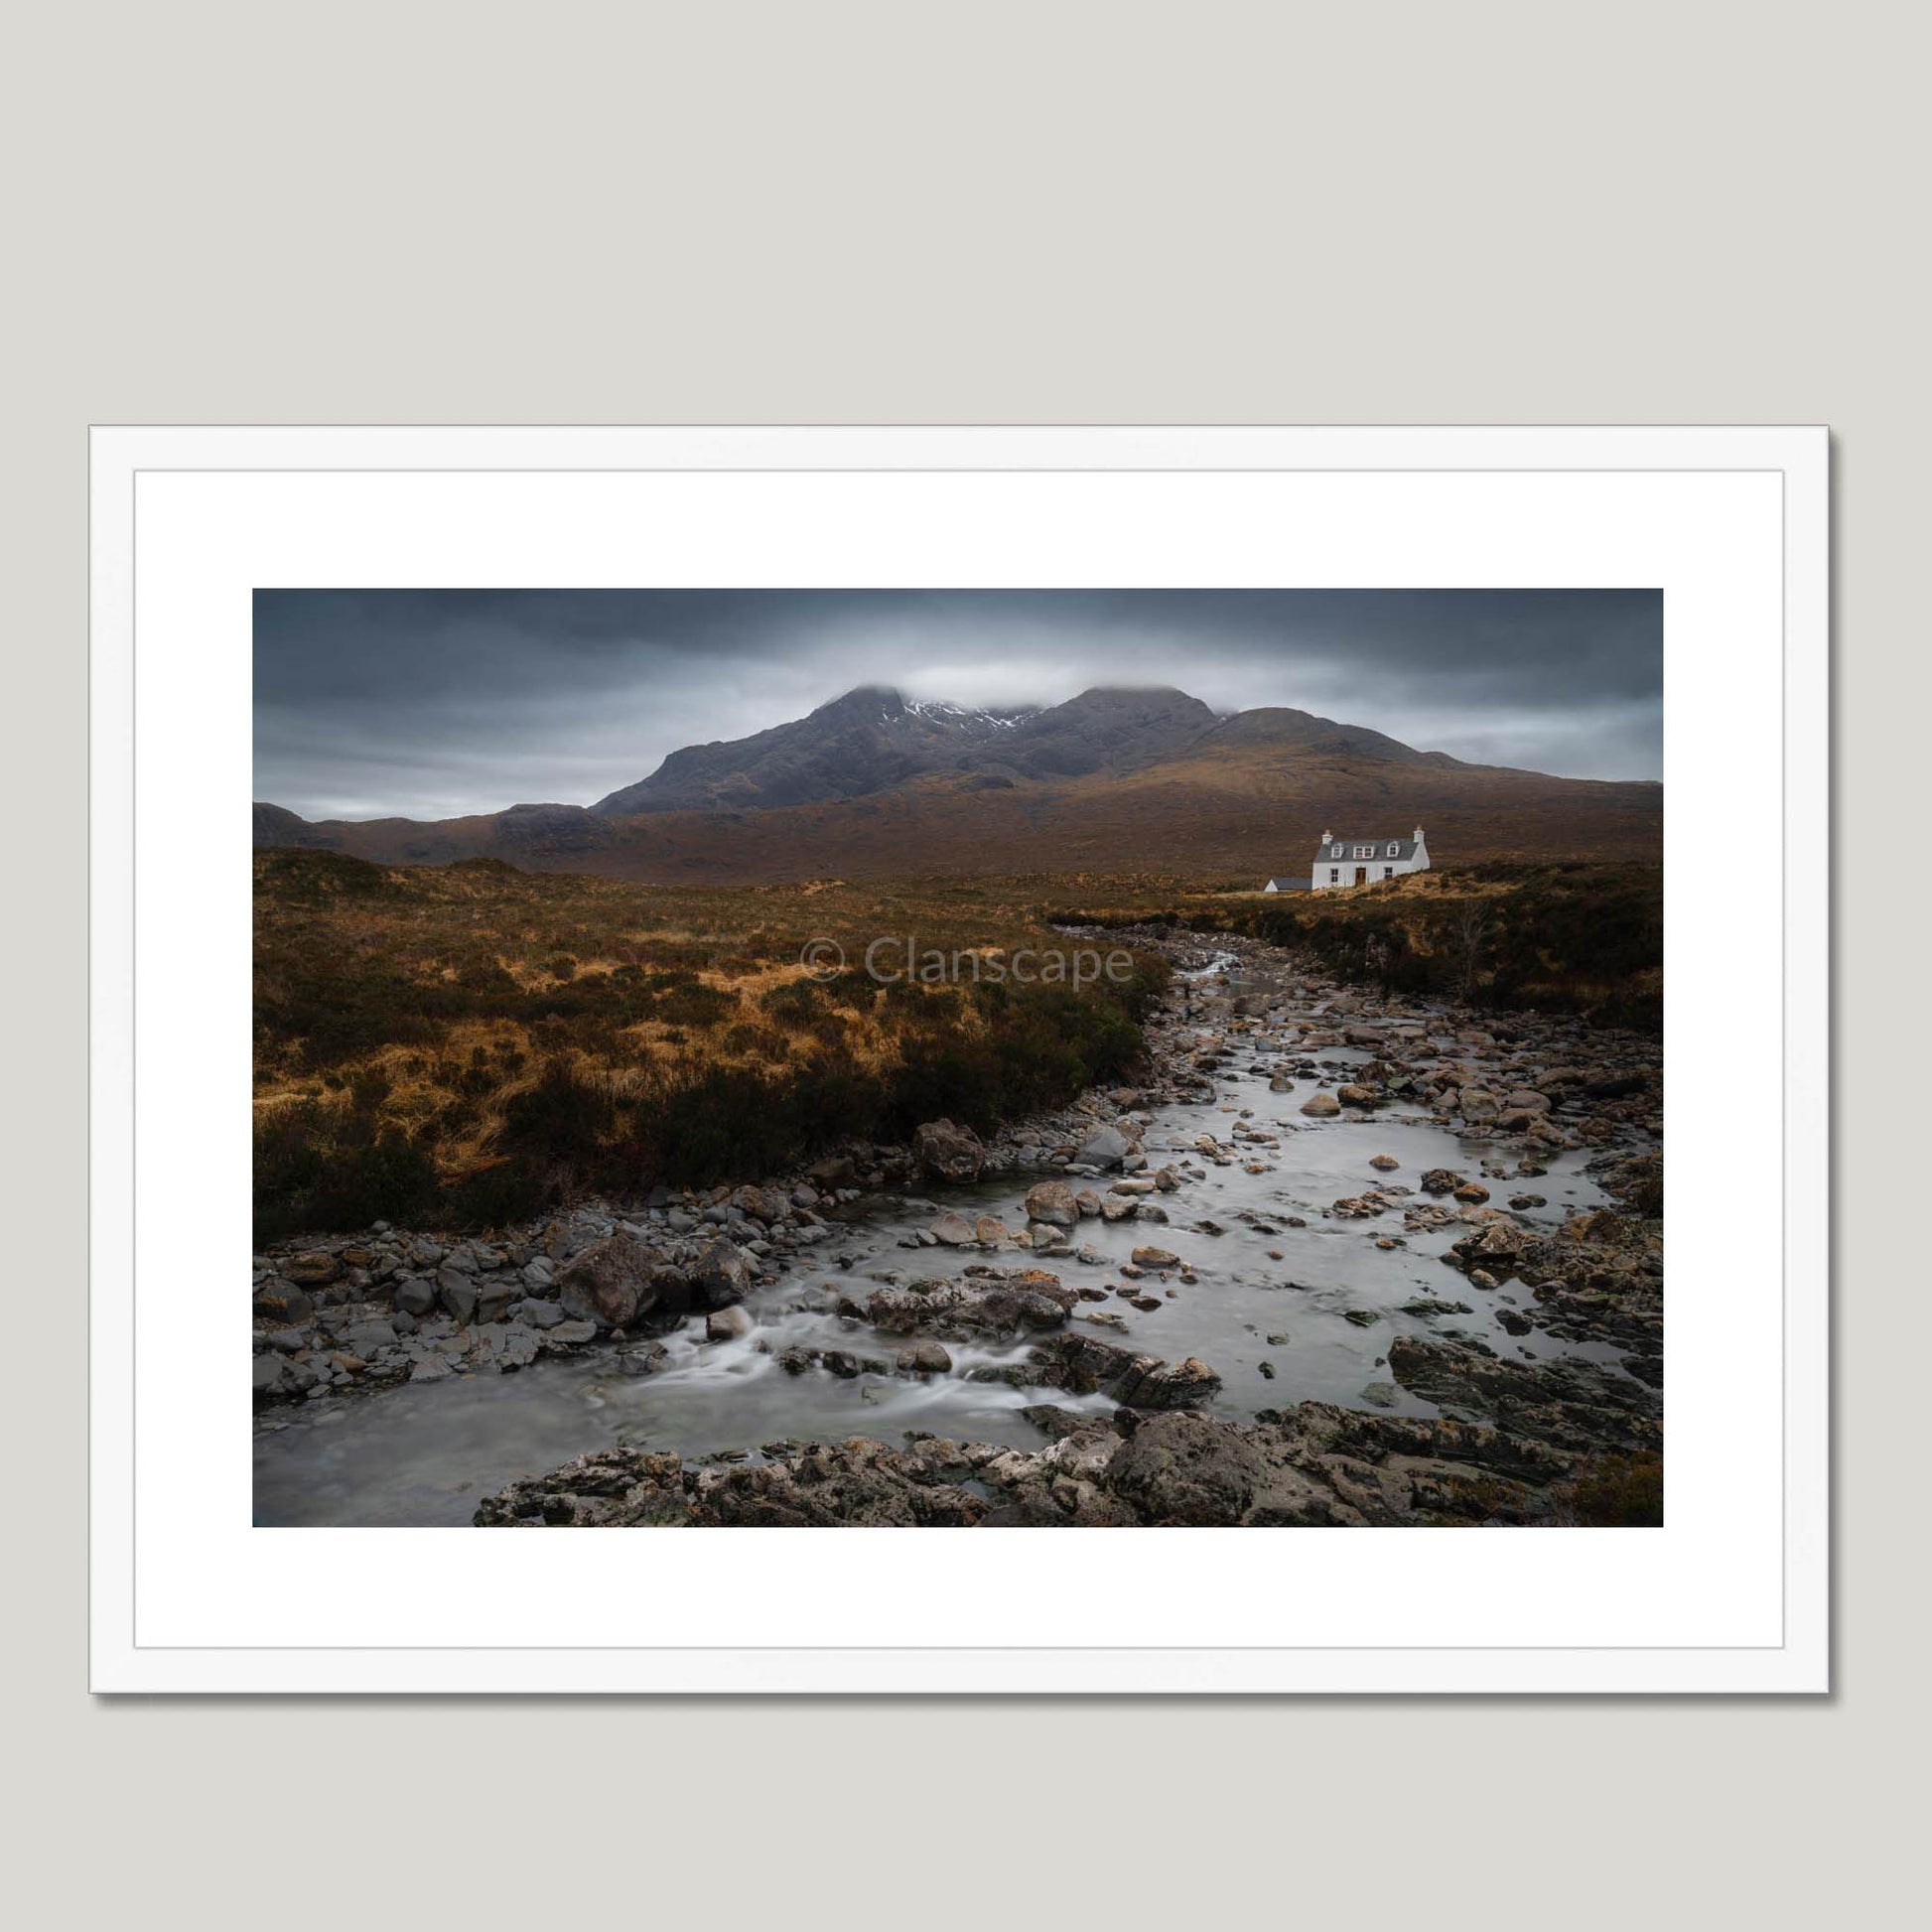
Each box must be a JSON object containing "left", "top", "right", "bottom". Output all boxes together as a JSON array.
[{"left": 252, "top": 850, "right": 1171, "bottom": 1240}]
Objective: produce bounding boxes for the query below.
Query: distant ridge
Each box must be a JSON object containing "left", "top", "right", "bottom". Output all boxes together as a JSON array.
[
  {"left": 256, "top": 682, "right": 1662, "bottom": 881},
  {"left": 587, "top": 684, "right": 1217, "bottom": 815}
]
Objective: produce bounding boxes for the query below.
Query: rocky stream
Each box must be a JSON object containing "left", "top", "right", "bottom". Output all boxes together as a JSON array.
[{"left": 252, "top": 932, "right": 1664, "bottom": 1528}]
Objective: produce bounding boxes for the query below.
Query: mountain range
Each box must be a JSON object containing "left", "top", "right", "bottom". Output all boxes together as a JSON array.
[{"left": 253, "top": 684, "right": 1662, "bottom": 882}]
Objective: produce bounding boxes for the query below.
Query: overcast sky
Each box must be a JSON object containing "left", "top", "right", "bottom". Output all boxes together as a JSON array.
[{"left": 255, "top": 589, "right": 1662, "bottom": 820}]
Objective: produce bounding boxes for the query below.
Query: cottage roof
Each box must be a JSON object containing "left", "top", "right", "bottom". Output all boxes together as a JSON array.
[{"left": 1314, "top": 834, "right": 1423, "bottom": 861}]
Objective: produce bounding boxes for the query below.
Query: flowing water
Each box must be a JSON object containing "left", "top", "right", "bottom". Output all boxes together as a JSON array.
[{"left": 254, "top": 953, "right": 1636, "bottom": 1526}]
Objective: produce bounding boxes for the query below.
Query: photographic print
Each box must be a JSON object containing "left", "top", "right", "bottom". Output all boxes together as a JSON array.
[{"left": 250, "top": 586, "right": 1665, "bottom": 1532}]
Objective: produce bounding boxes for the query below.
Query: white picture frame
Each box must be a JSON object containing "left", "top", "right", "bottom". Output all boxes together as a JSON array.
[{"left": 89, "top": 424, "right": 1828, "bottom": 1694}]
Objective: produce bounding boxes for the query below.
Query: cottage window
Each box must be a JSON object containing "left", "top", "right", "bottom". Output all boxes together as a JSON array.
[
  {"left": 1384, "top": 866, "right": 1395, "bottom": 878},
  {"left": 1328, "top": 868, "right": 1339, "bottom": 884},
  {"left": 1387, "top": 843, "right": 1399, "bottom": 856}
]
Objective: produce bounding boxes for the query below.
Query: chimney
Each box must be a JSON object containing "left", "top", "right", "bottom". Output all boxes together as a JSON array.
[
  {"left": 1413, "top": 825, "right": 1425, "bottom": 842},
  {"left": 1319, "top": 827, "right": 1332, "bottom": 844}
]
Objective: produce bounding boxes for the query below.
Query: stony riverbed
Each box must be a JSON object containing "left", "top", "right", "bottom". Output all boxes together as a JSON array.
[{"left": 252, "top": 932, "right": 1664, "bottom": 1527}]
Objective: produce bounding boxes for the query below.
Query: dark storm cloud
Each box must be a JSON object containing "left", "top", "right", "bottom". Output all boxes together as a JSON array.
[{"left": 254, "top": 589, "right": 1662, "bottom": 820}]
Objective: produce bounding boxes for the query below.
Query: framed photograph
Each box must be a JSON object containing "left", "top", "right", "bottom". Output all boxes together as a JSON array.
[{"left": 89, "top": 424, "right": 1827, "bottom": 1693}]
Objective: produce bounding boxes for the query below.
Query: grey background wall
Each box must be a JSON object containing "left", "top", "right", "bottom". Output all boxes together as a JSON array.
[{"left": 5, "top": 3, "right": 1912, "bottom": 1923}]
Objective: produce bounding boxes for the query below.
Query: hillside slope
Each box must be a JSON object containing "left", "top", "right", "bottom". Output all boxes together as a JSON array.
[{"left": 258, "top": 684, "right": 1662, "bottom": 881}]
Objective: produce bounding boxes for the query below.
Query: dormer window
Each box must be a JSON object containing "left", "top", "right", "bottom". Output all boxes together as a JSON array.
[
  {"left": 1329, "top": 844, "right": 1343, "bottom": 858},
  {"left": 1387, "top": 843, "right": 1399, "bottom": 856}
]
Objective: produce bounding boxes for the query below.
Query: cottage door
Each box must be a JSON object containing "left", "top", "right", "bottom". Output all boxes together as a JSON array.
[{"left": 1353, "top": 866, "right": 1368, "bottom": 886}]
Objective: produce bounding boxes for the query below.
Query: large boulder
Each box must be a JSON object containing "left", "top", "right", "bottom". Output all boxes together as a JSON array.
[
  {"left": 1024, "top": 1179, "right": 1079, "bottom": 1228},
  {"left": 1072, "top": 1125, "right": 1134, "bottom": 1171},
  {"left": 1116, "top": 1354, "right": 1223, "bottom": 1411},
  {"left": 1104, "top": 1412, "right": 1268, "bottom": 1525},
  {"left": 555, "top": 1233, "right": 661, "bottom": 1329},
  {"left": 688, "top": 1235, "right": 757, "bottom": 1309},
  {"left": 913, "top": 1118, "right": 986, "bottom": 1183}
]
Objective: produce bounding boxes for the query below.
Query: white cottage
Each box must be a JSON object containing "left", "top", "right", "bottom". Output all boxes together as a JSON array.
[{"left": 1309, "top": 825, "right": 1431, "bottom": 892}]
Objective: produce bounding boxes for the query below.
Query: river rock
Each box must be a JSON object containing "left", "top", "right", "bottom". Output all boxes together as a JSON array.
[
  {"left": 929, "top": 1210, "right": 978, "bottom": 1246},
  {"left": 389, "top": 1275, "right": 436, "bottom": 1317},
  {"left": 706, "top": 1305, "right": 755, "bottom": 1341},
  {"left": 1025, "top": 1179, "right": 1079, "bottom": 1227},
  {"left": 1300, "top": 1091, "right": 1340, "bottom": 1117},
  {"left": 913, "top": 1118, "right": 986, "bottom": 1183},
  {"left": 252, "top": 1282, "right": 313, "bottom": 1324},
  {"left": 688, "top": 1236, "right": 757, "bottom": 1309},
  {"left": 555, "top": 1233, "right": 660, "bottom": 1328},
  {"left": 1104, "top": 1412, "right": 1268, "bottom": 1524},
  {"left": 476, "top": 1277, "right": 516, "bottom": 1323},
  {"left": 1130, "top": 1245, "right": 1179, "bottom": 1270},
  {"left": 345, "top": 1318, "right": 398, "bottom": 1358},
  {"left": 436, "top": 1266, "right": 479, "bottom": 1322},
  {"left": 897, "top": 1339, "right": 952, "bottom": 1376},
  {"left": 1421, "top": 1168, "right": 1465, "bottom": 1195},
  {"left": 281, "top": 1250, "right": 342, "bottom": 1286},
  {"left": 1072, "top": 1125, "right": 1133, "bottom": 1171},
  {"left": 1116, "top": 1353, "right": 1222, "bottom": 1410},
  {"left": 731, "top": 1183, "right": 792, "bottom": 1225},
  {"left": 493, "top": 1324, "right": 541, "bottom": 1369}
]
